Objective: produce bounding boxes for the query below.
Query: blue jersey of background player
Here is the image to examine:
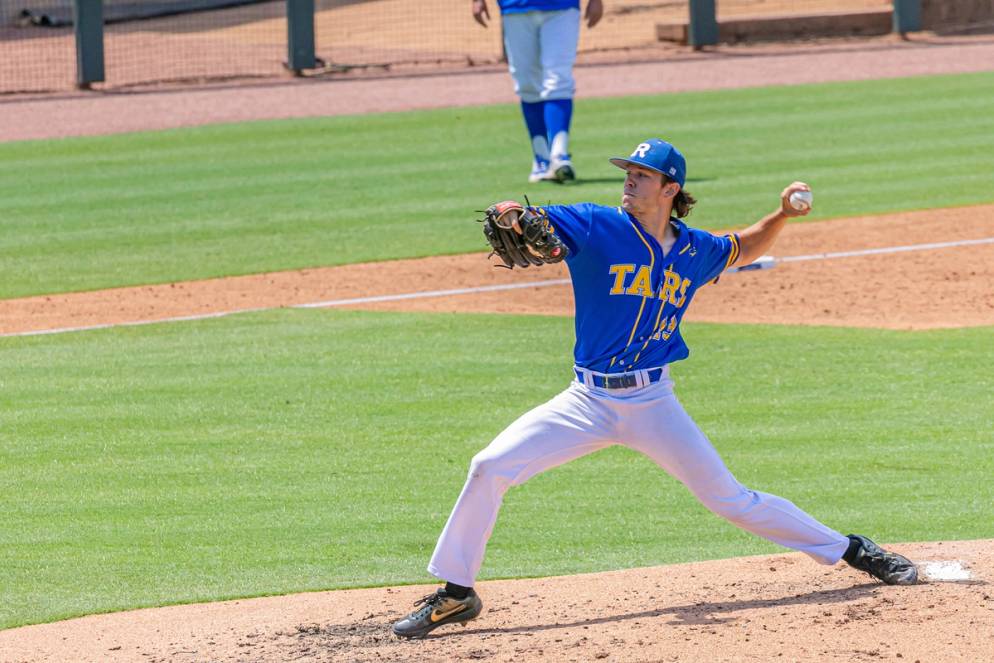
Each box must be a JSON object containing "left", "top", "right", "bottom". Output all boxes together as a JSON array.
[{"left": 472, "top": 0, "right": 605, "bottom": 183}]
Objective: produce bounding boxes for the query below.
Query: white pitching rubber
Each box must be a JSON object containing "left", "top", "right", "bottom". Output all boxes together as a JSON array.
[{"left": 922, "top": 560, "right": 971, "bottom": 581}]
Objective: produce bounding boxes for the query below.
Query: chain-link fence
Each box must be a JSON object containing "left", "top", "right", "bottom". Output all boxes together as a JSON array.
[
  {"left": 101, "top": 1, "right": 285, "bottom": 88},
  {"left": 1, "top": 1, "right": 981, "bottom": 95},
  {"left": 717, "top": 0, "right": 887, "bottom": 17},
  {"left": 1, "top": 0, "right": 76, "bottom": 93},
  {"left": 1, "top": 0, "right": 287, "bottom": 92},
  {"left": 309, "top": 0, "right": 891, "bottom": 75}
]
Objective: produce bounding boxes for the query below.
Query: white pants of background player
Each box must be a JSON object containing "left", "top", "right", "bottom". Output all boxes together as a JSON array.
[
  {"left": 428, "top": 366, "right": 850, "bottom": 587},
  {"left": 502, "top": 8, "right": 579, "bottom": 159}
]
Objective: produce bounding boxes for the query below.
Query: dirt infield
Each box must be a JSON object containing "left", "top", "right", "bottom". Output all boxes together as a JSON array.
[
  {"left": 2, "top": 31, "right": 994, "bottom": 663},
  {"left": 1, "top": 540, "right": 991, "bottom": 662},
  {"left": 2, "top": 204, "right": 993, "bottom": 337}
]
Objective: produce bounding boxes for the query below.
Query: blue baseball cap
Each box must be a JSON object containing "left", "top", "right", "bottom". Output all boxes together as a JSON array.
[{"left": 609, "top": 138, "right": 687, "bottom": 187}]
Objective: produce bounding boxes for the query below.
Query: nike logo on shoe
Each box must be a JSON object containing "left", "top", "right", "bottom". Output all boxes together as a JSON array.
[
  {"left": 393, "top": 588, "right": 483, "bottom": 638},
  {"left": 430, "top": 603, "right": 465, "bottom": 623}
]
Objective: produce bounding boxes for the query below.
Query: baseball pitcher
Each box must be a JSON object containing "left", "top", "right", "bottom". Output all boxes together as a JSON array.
[{"left": 392, "top": 138, "right": 917, "bottom": 639}]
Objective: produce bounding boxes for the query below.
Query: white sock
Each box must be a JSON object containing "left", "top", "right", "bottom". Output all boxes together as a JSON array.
[{"left": 550, "top": 131, "right": 570, "bottom": 160}]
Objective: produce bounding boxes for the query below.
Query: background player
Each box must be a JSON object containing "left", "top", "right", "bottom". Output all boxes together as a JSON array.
[
  {"left": 472, "top": 0, "right": 604, "bottom": 183},
  {"left": 392, "top": 138, "right": 918, "bottom": 639}
]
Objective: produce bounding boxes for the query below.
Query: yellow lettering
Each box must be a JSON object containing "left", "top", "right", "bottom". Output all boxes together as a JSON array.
[
  {"left": 659, "top": 269, "right": 681, "bottom": 303},
  {"left": 674, "top": 278, "right": 692, "bottom": 307},
  {"left": 661, "top": 316, "right": 678, "bottom": 340},
  {"left": 651, "top": 314, "right": 679, "bottom": 341},
  {"left": 608, "top": 264, "right": 635, "bottom": 294},
  {"left": 625, "top": 266, "right": 654, "bottom": 297}
]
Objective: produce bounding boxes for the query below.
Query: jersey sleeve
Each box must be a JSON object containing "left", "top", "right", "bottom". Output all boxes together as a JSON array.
[
  {"left": 697, "top": 231, "right": 742, "bottom": 284},
  {"left": 542, "top": 203, "right": 595, "bottom": 258}
]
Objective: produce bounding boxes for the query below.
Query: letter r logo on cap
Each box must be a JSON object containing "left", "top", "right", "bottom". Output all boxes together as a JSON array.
[{"left": 632, "top": 143, "right": 651, "bottom": 158}]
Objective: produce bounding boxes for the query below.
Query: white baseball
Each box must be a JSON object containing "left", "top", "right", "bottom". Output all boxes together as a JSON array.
[{"left": 788, "top": 190, "right": 813, "bottom": 211}]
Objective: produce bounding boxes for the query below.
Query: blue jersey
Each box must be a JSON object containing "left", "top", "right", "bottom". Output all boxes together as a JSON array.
[
  {"left": 545, "top": 203, "right": 741, "bottom": 373},
  {"left": 498, "top": 0, "right": 579, "bottom": 13}
]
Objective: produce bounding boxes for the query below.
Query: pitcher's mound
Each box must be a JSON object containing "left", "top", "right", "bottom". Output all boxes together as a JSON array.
[{"left": 2, "top": 539, "right": 991, "bottom": 662}]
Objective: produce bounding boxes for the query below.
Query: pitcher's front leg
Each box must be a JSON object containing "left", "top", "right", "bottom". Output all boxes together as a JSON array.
[{"left": 428, "top": 384, "right": 614, "bottom": 586}]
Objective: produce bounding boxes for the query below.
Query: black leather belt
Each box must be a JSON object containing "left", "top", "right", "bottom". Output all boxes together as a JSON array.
[{"left": 575, "top": 367, "right": 666, "bottom": 390}]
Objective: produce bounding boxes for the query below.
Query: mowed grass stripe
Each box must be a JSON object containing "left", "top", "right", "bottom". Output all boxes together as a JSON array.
[
  {"left": 0, "top": 71, "right": 992, "bottom": 298},
  {"left": 1, "top": 309, "right": 992, "bottom": 628}
]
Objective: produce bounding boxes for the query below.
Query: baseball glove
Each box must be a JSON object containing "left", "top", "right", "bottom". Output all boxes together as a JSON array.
[{"left": 481, "top": 200, "right": 569, "bottom": 268}]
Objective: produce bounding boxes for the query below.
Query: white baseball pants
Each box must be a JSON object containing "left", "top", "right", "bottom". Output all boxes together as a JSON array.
[
  {"left": 428, "top": 368, "right": 850, "bottom": 587},
  {"left": 502, "top": 9, "right": 580, "bottom": 102}
]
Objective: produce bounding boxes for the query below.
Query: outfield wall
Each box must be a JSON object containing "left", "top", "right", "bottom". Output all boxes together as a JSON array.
[{"left": 923, "top": 0, "right": 994, "bottom": 31}]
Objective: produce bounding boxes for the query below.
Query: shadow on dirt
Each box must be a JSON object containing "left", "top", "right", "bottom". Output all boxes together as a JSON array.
[
  {"left": 310, "top": 582, "right": 887, "bottom": 646},
  {"left": 450, "top": 583, "right": 886, "bottom": 634}
]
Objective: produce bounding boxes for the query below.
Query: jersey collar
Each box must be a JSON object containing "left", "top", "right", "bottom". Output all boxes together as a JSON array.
[
  {"left": 622, "top": 211, "right": 691, "bottom": 262},
  {"left": 621, "top": 210, "right": 685, "bottom": 236},
  {"left": 668, "top": 217, "right": 692, "bottom": 262}
]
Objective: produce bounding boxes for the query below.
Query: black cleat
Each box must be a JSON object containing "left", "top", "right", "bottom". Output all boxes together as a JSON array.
[
  {"left": 392, "top": 588, "right": 483, "bottom": 639},
  {"left": 843, "top": 534, "right": 918, "bottom": 585},
  {"left": 546, "top": 156, "right": 575, "bottom": 183}
]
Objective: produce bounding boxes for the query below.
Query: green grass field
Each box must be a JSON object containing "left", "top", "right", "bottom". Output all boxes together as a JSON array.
[
  {"left": 0, "top": 71, "right": 993, "bottom": 298},
  {"left": 2, "top": 310, "right": 992, "bottom": 629},
  {"left": 2, "top": 71, "right": 993, "bottom": 631}
]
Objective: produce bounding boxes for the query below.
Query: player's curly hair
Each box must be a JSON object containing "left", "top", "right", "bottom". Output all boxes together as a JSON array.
[
  {"left": 664, "top": 176, "right": 696, "bottom": 218},
  {"left": 674, "top": 189, "right": 696, "bottom": 218}
]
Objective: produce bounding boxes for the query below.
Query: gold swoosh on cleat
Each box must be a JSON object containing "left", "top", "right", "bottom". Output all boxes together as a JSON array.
[{"left": 430, "top": 604, "right": 465, "bottom": 623}]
